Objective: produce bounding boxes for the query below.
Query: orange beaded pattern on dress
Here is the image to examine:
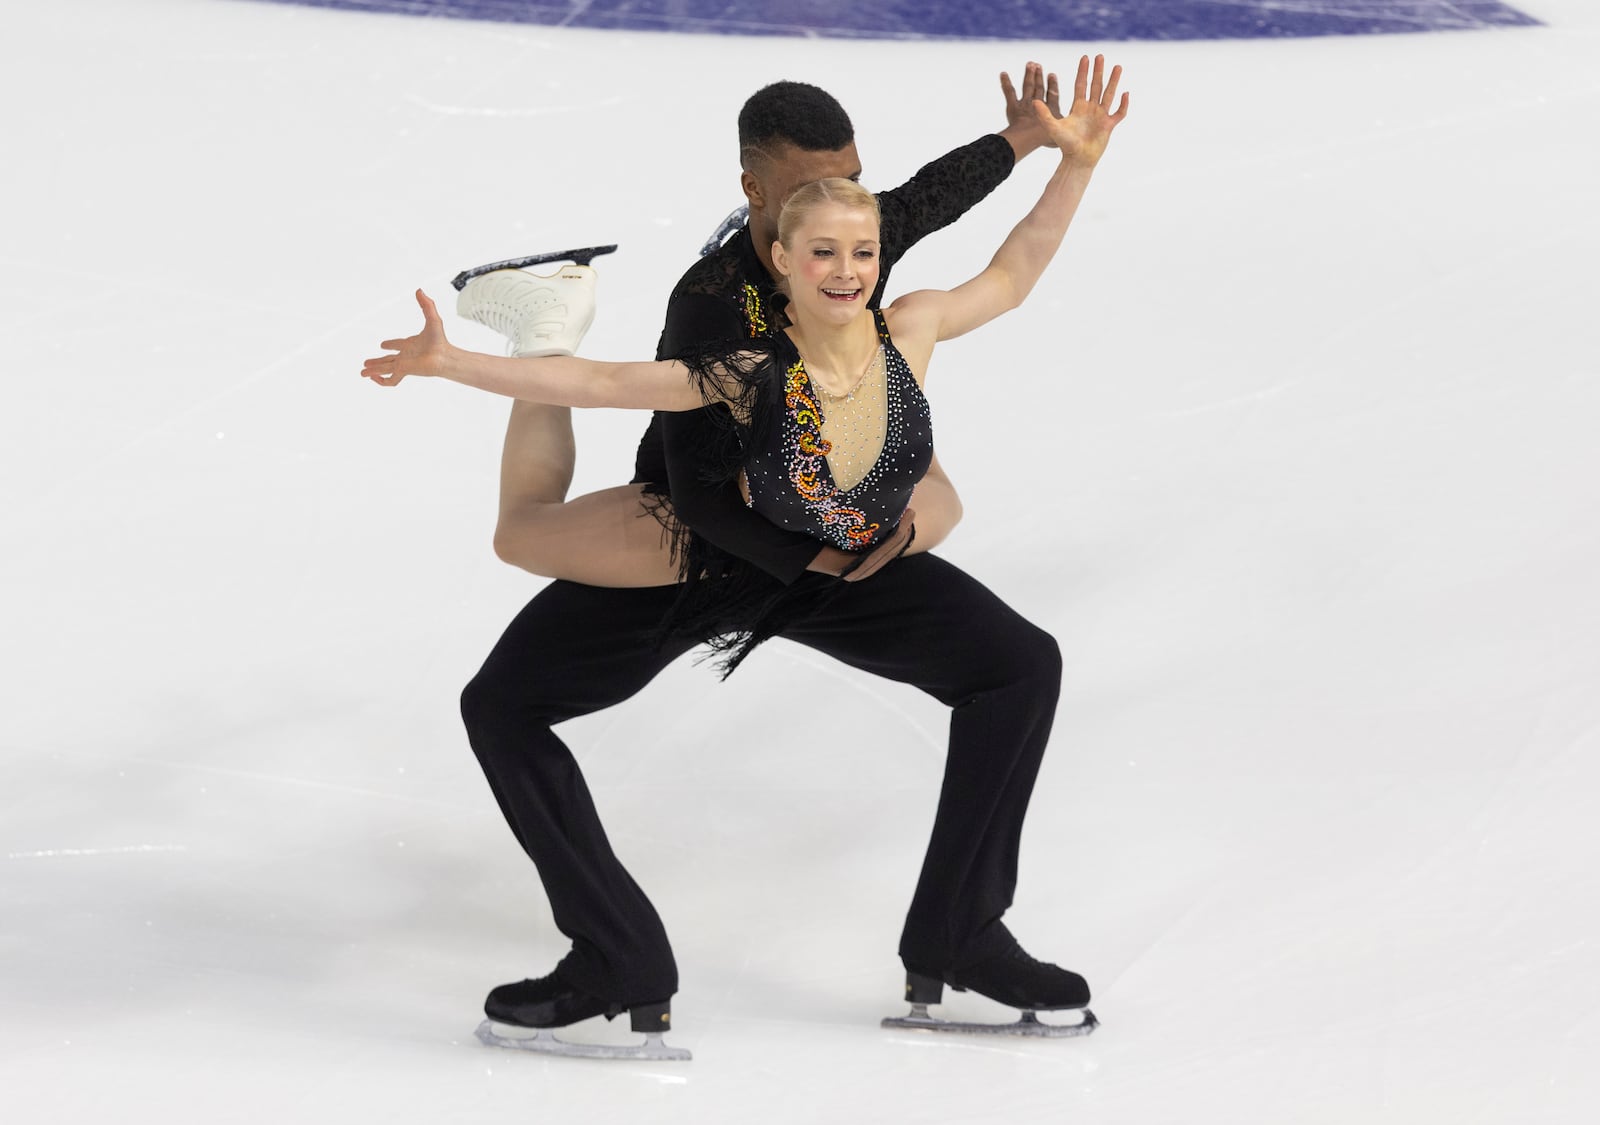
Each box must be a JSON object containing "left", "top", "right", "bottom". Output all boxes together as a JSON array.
[
  {"left": 743, "top": 281, "right": 886, "bottom": 538},
  {"left": 780, "top": 357, "right": 879, "bottom": 544},
  {"left": 774, "top": 315, "right": 908, "bottom": 548}
]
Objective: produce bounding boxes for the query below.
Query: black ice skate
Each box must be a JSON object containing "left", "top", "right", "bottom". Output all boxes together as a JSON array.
[
  {"left": 882, "top": 941, "right": 1098, "bottom": 1039},
  {"left": 474, "top": 972, "right": 689, "bottom": 1061}
]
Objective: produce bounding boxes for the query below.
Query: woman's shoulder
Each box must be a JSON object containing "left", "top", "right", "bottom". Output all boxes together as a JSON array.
[
  {"left": 884, "top": 287, "right": 944, "bottom": 315},
  {"left": 881, "top": 292, "right": 944, "bottom": 339}
]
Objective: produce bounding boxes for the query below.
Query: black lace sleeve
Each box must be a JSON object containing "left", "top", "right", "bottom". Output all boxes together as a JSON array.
[{"left": 874, "top": 134, "right": 1016, "bottom": 281}]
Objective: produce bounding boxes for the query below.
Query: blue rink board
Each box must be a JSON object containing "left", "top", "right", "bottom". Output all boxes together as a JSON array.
[{"left": 252, "top": 0, "right": 1540, "bottom": 41}]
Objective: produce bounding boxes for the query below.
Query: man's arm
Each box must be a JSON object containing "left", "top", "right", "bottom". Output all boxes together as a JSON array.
[
  {"left": 874, "top": 135, "right": 1014, "bottom": 283},
  {"left": 874, "top": 65, "right": 1065, "bottom": 284},
  {"left": 660, "top": 408, "right": 827, "bottom": 583}
]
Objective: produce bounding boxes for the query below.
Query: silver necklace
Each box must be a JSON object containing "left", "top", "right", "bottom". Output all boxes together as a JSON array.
[{"left": 809, "top": 343, "right": 885, "bottom": 402}]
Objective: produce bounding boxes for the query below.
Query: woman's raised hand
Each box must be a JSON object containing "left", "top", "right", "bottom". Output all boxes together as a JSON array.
[
  {"left": 362, "top": 290, "right": 451, "bottom": 387},
  {"left": 1034, "top": 54, "right": 1129, "bottom": 168}
]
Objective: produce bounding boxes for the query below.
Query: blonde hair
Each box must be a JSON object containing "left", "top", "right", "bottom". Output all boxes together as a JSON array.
[{"left": 776, "top": 177, "right": 880, "bottom": 251}]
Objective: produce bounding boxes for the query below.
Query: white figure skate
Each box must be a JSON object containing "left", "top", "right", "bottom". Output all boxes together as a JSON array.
[{"left": 455, "top": 261, "right": 597, "bottom": 359}]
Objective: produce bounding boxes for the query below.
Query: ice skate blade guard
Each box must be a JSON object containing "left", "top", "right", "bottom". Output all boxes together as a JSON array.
[
  {"left": 474, "top": 1019, "right": 691, "bottom": 1061},
  {"left": 881, "top": 1005, "right": 1098, "bottom": 1039}
]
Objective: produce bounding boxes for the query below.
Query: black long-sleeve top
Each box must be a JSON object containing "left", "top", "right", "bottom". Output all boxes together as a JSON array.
[{"left": 631, "top": 132, "right": 1017, "bottom": 584}]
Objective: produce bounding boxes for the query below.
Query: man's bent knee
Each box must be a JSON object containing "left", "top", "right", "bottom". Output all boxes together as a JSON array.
[
  {"left": 459, "top": 672, "right": 496, "bottom": 735},
  {"left": 996, "top": 622, "right": 1063, "bottom": 692}
]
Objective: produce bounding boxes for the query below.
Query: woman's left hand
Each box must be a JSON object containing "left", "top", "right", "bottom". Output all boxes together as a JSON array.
[
  {"left": 1035, "top": 54, "right": 1129, "bottom": 168},
  {"left": 362, "top": 290, "right": 451, "bottom": 387}
]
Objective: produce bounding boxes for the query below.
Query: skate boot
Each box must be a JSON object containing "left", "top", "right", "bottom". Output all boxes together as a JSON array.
[
  {"left": 884, "top": 935, "right": 1098, "bottom": 1039},
  {"left": 474, "top": 972, "right": 688, "bottom": 1061},
  {"left": 455, "top": 262, "right": 596, "bottom": 358}
]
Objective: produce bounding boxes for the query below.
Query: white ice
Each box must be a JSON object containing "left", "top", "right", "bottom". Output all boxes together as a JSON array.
[{"left": 2, "top": 0, "right": 1597, "bottom": 1120}]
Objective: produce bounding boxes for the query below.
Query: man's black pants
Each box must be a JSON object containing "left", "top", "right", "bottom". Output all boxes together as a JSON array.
[{"left": 459, "top": 552, "right": 1062, "bottom": 1004}]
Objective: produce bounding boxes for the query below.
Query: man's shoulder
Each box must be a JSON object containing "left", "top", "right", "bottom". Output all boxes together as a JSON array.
[
  {"left": 667, "top": 233, "right": 756, "bottom": 303},
  {"left": 658, "top": 231, "right": 770, "bottom": 357}
]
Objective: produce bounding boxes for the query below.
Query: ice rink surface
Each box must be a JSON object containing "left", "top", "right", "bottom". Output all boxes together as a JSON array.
[{"left": 3, "top": 1, "right": 1597, "bottom": 1121}]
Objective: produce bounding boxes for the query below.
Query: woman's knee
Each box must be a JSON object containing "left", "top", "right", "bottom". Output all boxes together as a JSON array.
[{"left": 493, "top": 517, "right": 560, "bottom": 577}]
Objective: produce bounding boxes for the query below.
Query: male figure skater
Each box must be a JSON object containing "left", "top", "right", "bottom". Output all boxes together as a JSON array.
[{"left": 460, "top": 65, "right": 1087, "bottom": 1059}]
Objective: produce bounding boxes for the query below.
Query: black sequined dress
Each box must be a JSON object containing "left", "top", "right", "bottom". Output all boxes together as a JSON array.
[{"left": 743, "top": 310, "right": 932, "bottom": 553}]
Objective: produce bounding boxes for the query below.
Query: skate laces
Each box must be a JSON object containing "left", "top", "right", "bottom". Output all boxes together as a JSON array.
[
  {"left": 460, "top": 275, "right": 564, "bottom": 337},
  {"left": 456, "top": 267, "right": 595, "bottom": 358}
]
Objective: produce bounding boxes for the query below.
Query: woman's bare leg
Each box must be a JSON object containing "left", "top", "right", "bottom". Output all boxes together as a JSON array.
[
  {"left": 497, "top": 482, "right": 679, "bottom": 587},
  {"left": 490, "top": 402, "right": 961, "bottom": 584},
  {"left": 493, "top": 400, "right": 678, "bottom": 587},
  {"left": 497, "top": 399, "right": 575, "bottom": 514}
]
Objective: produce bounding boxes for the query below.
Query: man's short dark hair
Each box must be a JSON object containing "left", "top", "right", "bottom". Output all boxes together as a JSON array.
[{"left": 738, "top": 81, "right": 855, "bottom": 170}]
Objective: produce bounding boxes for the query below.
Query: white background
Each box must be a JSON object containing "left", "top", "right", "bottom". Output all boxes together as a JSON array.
[{"left": 2, "top": 1, "right": 1596, "bottom": 1120}]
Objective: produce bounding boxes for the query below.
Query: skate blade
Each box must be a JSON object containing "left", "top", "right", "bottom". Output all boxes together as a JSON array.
[
  {"left": 474, "top": 1019, "right": 691, "bottom": 1061},
  {"left": 451, "top": 245, "right": 617, "bottom": 290},
  {"left": 881, "top": 1005, "right": 1098, "bottom": 1039}
]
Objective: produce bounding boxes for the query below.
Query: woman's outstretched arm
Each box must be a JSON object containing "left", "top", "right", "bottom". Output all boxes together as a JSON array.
[
  {"left": 362, "top": 290, "right": 709, "bottom": 412},
  {"left": 891, "top": 54, "right": 1129, "bottom": 347}
]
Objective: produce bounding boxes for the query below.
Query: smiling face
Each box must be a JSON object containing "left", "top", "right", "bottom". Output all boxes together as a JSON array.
[{"left": 771, "top": 181, "right": 882, "bottom": 329}]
